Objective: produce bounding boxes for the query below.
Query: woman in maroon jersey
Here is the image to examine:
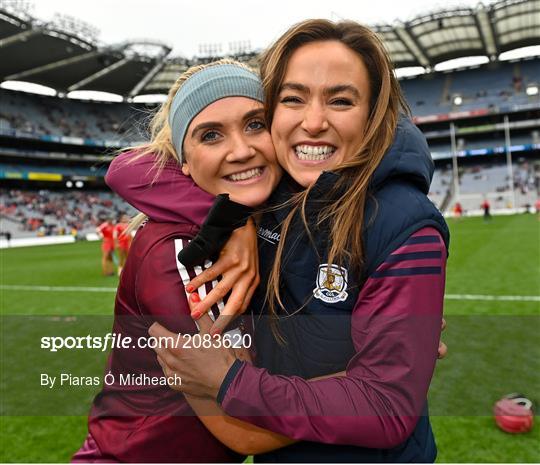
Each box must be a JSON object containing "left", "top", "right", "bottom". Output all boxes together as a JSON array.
[{"left": 72, "top": 59, "right": 297, "bottom": 463}]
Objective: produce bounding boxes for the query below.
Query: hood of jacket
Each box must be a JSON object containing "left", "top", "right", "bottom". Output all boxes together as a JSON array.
[{"left": 369, "top": 116, "right": 434, "bottom": 194}]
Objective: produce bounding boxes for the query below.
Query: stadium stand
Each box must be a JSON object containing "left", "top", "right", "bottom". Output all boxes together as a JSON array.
[
  {"left": 0, "top": 163, "right": 107, "bottom": 178},
  {"left": 401, "top": 59, "right": 540, "bottom": 118},
  {"left": 0, "top": 88, "right": 146, "bottom": 144},
  {"left": 454, "top": 159, "right": 539, "bottom": 211},
  {"left": 429, "top": 168, "right": 453, "bottom": 209},
  {"left": 0, "top": 189, "right": 136, "bottom": 237},
  {"left": 402, "top": 74, "right": 446, "bottom": 116},
  {"left": 428, "top": 134, "right": 538, "bottom": 156},
  {"left": 429, "top": 158, "right": 539, "bottom": 212}
]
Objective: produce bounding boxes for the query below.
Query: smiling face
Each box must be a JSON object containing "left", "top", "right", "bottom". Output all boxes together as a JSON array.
[
  {"left": 181, "top": 96, "right": 281, "bottom": 207},
  {"left": 270, "top": 40, "right": 372, "bottom": 187}
]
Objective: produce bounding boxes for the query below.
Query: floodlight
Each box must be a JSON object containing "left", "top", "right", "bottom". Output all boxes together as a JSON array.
[{"left": 526, "top": 85, "right": 538, "bottom": 96}]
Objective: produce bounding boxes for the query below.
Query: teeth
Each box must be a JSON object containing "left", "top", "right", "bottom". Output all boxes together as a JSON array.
[
  {"left": 294, "top": 145, "right": 335, "bottom": 161},
  {"left": 227, "top": 168, "right": 262, "bottom": 182}
]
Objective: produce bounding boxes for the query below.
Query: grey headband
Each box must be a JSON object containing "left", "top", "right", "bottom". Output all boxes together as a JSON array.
[{"left": 168, "top": 63, "right": 264, "bottom": 161}]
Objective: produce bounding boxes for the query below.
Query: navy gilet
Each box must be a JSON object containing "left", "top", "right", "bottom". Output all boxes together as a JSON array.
[{"left": 251, "top": 117, "right": 449, "bottom": 463}]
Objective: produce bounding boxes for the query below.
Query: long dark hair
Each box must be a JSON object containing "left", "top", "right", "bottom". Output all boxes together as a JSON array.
[{"left": 260, "top": 19, "right": 410, "bottom": 318}]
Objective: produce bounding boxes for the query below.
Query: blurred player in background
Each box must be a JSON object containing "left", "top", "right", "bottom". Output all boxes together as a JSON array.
[
  {"left": 454, "top": 201, "right": 463, "bottom": 218},
  {"left": 113, "top": 213, "right": 131, "bottom": 275},
  {"left": 481, "top": 198, "right": 491, "bottom": 221},
  {"left": 96, "top": 217, "right": 115, "bottom": 276}
]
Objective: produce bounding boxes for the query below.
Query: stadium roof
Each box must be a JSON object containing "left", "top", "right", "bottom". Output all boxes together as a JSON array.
[
  {"left": 376, "top": 0, "right": 540, "bottom": 67},
  {"left": 0, "top": 0, "right": 538, "bottom": 98}
]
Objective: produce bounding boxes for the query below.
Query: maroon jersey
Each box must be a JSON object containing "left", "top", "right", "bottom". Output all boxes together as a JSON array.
[{"left": 80, "top": 186, "right": 243, "bottom": 462}]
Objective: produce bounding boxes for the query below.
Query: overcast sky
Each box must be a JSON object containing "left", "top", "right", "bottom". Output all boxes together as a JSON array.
[{"left": 30, "top": 0, "right": 501, "bottom": 58}]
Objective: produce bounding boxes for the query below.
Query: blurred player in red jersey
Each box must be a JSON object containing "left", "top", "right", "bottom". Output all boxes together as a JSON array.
[
  {"left": 453, "top": 201, "right": 463, "bottom": 219},
  {"left": 113, "top": 213, "right": 131, "bottom": 276},
  {"left": 96, "top": 217, "right": 115, "bottom": 276},
  {"left": 481, "top": 198, "right": 491, "bottom": 221}
]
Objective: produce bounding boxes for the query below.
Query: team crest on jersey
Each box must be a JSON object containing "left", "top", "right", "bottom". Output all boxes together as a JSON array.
[{"left": 313, "top": 264, "right": 348, "bottom": 303}]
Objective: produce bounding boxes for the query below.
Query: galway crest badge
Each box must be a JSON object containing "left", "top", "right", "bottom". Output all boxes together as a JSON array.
[{"left": 313, "top": 264, "right": 349, "bottom": 303}]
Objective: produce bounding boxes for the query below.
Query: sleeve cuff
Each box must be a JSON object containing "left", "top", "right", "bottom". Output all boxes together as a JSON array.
[{"left": 217, "top": 359, "right": 244, "bottom": 405}]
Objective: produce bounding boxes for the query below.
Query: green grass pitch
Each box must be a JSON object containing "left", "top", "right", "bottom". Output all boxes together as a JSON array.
[{"left": 1, "top": 214, "right": 539, "bottom": 462}]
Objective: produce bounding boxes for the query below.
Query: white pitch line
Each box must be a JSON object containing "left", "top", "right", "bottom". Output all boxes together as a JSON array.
[
  {"left": 445, "top": 294, "right": 540, "bottom": 302},
  {"left": 0, "top": 285, "right": 116, "bottom": 293},
  {"left": 1, "top": 285, "right": 539, "bottom": 302}
]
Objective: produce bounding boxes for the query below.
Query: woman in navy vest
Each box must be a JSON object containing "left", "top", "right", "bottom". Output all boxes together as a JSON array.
[{"left": 112, "top": 19, "right": 449, "bottom": 463}]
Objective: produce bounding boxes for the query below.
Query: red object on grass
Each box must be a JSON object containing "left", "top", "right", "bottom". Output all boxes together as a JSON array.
[{"left": 494, "top": 394, "right": 534, "bottom": 434}]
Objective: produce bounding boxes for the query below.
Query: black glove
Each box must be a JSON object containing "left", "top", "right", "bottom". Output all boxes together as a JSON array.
[{"left": 177, "top": 194, "right": 253, "bottom": 268}]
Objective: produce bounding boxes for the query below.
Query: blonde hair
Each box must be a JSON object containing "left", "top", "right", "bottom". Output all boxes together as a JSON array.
[
  {"left": 260, "top": 19, "right": 410, "bottom": 322},
  {"left": 124, "top": 58, "right": 255, "bottom": 231}
]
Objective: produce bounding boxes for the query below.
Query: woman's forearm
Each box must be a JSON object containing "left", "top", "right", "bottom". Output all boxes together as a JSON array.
[
  {"left": 184, "top": 370, "right": 346, "bottom": 454},
  {"left": 106, "top": 150, "right": 214, "bottom": 223},
  {"left": 185, "top": 395, "right": 294, "bottom": 455},
  {"left": 182, "top": 356, "right": 339, "bottom": 454}
]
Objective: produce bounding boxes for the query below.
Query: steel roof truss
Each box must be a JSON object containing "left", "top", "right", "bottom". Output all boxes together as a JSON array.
[
  {"left": 0, "top": 27, "right": 42, "bottom": 49},
  {"left": 395, "top": 25, "right": 431, "bottom": 67},
  {"left": 129, "top": 57, "right": 167, "bottom": 97},
  {"left": 476, "top": 6, "right": 498, "bottom": 57},
  {"left": 5, "top": 50, "right": 100, "bottom": 80},
  {"left": 67, "top": 57, "right": 131, "bottom": 92}
]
